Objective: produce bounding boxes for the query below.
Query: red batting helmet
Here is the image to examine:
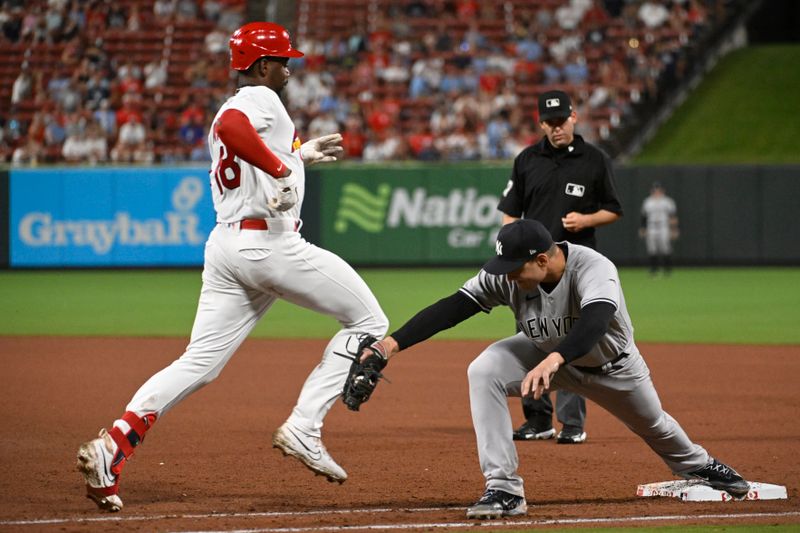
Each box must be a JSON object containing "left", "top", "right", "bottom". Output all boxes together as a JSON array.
[{"left": 229, "top": 22, "right": 304, "bottom": 71}]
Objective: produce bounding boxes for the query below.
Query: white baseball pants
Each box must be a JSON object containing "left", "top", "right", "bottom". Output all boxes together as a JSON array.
[{"left": 126, "top": 221, "right": 388, "bottom": 437}]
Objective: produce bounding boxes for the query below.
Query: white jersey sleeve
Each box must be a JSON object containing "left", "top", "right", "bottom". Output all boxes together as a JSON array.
[{"left": 208, "top": 86, "right": 305, "bottom": 223}]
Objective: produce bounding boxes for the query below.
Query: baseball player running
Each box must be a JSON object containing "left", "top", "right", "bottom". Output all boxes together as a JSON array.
[
  {"left": 76, "top": 22, "right": 388, "bottom": 512},
  {"left": 359, "top": 219, "right": 748, "bottom": 519}
]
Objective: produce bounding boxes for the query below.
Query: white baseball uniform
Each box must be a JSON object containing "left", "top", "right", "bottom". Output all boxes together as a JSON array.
[{"left": 125, "top": 85, "right": 388, "bottom": 438}]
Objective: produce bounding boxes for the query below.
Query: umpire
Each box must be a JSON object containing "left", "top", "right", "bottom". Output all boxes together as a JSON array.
[{"left": 497, "top": 90, "right": 623, "bottom": 444}]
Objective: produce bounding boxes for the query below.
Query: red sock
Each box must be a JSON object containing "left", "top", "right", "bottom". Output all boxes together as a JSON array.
[{"left": 107, "top": 411, "right": 157, "bottom": 475}]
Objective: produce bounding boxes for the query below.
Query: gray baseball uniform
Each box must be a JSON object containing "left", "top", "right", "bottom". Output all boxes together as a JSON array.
[
  {"left": 460, "top": 242, "right": 707, "bottom": 496},
  {"left": 641, "top": 194, "right": 676, "bottom": 255}
]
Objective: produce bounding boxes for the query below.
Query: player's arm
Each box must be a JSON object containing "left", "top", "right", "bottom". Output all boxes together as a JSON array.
[
  {"left": 562, "top": 209, "right": 620, "bottom": 232},
  {"left": 552, "top": 301, "right": 616, "bottom": 363},
  {"left": 373, "top": 291, "right": 483, "bottom": 359},
  {"left": 521, "top": 301, "right": 616, "bottom": 399},
  {"left": 214, "top": 108, "right": 291, "bottom": 178}
]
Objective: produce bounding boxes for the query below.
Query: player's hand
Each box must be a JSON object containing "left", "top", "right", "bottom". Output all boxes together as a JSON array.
[
  {"left": 268, "top": 174, "right": 298, "bottom": 211},
  {"left": 561, "top": 212, "right": 587, "bottom": 233},
  {"left": 638, "top": 228, "right": 647, "bottom": 239},
  {"left": 301, "top": 133, "right": 344, "bottom": 165},
  {"left": 359, "top": 336, "right": 398, "bottom": 362},
  {"left": 521, "top": 352, "right": 565, "bottom": 400}
]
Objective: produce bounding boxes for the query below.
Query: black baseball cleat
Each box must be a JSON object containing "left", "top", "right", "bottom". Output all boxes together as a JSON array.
[
  {"left": 684, "top": 458, "right": 750, "bottom": 498},
  {"left": 466, "top": 489, "right": 527, "bottom": 519},
  {"left": 513, "top": 421, "right": 555, "bottom": 441},
  {"left": 556, "top": 426, "right": 587, "bottom": 444}
]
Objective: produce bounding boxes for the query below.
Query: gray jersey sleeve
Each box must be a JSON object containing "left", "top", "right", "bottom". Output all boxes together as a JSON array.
[
  {"left": 460, "top": 270, "right": 513, "bottom": 312},
  {"left": 573, "top": 253, "right": 621, "bottom": 311}
]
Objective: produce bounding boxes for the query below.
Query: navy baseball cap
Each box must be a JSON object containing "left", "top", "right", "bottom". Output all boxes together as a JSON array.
[
  {"left": 483, "top": 219, "right": 555, "bottom": 275},
  {"left": 538, "top": 90, "right": 573, "bottom": 121}
]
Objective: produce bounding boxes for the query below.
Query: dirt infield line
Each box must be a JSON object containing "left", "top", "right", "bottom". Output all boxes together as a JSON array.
[{"left": 3, "top": 509, "right": 798, "bottom": 531}]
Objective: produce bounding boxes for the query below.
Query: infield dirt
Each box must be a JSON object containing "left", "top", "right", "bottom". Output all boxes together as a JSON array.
[{"left": 0, "top": 337, "right": 798, "bottom": 531}]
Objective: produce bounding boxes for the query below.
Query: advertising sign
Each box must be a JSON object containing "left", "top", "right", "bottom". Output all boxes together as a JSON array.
[
  {"left": 10, "top": 167, "right": 215, "bottom": 267},
  {"left": 319, "top": 165, "right": 509, "bottom": 265}
]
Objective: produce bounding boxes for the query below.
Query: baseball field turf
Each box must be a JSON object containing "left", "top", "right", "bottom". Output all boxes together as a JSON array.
[{"left": 3, "top": 267, "right": 799, "bottom": 344}]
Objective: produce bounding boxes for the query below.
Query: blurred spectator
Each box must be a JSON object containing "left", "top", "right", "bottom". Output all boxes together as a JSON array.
[
  {"left": 217, "top": 3, "right": 243, "bottom": 32},
  {"left": 144, "top": 58, "right": 168, "bottom": 90},
  {"left": 116, "top": 95, "right": 143, "bottom": 127},
  {"left": 11, "top": 68, "right": 32, "bottom": 105},
  {"left": 126, "top": 4, "right": 141, "bottom": 32},
  {"left": 176, "top": 0, "right": 198, "bottom": 21},
  {"left": 112, "top": 115, "right": 150, "bottom": 163},
  {"left": 178, "top": 114, "right": 205, "bottom": 147},
  {"left": 1, "top": 6, "right": 23, "bottom": 42},
  {"left": 107, "top": 4, "right": 126, "bottom": 29},
  {"left": 363, "top": 128, "right": 406, "bottom": 161},
  {"left": 93, "top": 99, "right": 116, "bottom": 138},
  {"left": 86, "top": 71, "right": 111, "bottom": 110},
  {"left": 205, "top": 25, "right": 227, "bottom": 54},
  {"left": 639, "top": 1, "right": 670, "bottom": 28},
  {"left": 341, "top": 115, "right": 366, "bottom": 159},
  {"left": 563, "top": 51, "right": 589, "bottom": 84},
  {"left": 12, "top": 138, "right": 44, "bottom": 166},
  {"left": 308, "top": 112, "right": 339, "bottom": 140},
  {"left": 202, "top": 0, "right": 222, "bottom": 22},
  {"left": 153, "top": 0, "right": 176, "bottom": 21},
  {"left": 185, "top": 58, "right": 210, "bottom": 88},
  {"left": 407, "top": 122, "right": 437, "bottom": 160}
]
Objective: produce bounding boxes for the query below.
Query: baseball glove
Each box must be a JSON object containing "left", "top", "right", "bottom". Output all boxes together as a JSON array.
[{"left": 342, "top": 335, "right": 388, "bottom": 411}]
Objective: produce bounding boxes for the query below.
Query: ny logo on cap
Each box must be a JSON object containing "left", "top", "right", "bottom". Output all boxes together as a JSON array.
[
  {"left": 495, "top": 241, "right": 503, "bottom": 256},
  {"left": 546, "top": 98, "right": 561, "bottom": 108}
]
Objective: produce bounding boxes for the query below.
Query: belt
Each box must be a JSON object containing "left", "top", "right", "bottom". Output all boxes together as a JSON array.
[
  {"left": 573, "top": 353, "right": 629, "bottom": 375},
  {"left": 219, "top": 219, "right": 300, "bottom": 232}
]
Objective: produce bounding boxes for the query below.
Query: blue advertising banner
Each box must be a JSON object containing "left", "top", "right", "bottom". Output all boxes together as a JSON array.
[{"left": 10, "top": 167, "right": 215, "bottom": 267}]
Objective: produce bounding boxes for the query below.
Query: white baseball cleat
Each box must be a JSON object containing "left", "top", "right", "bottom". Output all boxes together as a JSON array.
[
  {"left": 272, "top": 422, "right": 347, "bottom": 483},
  {"left": 77, "top": 429, "right": 124, "bottom": 512}
]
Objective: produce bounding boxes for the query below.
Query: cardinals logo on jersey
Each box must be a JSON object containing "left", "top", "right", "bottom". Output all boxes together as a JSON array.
[{"left": 292, "top": 129, "right": 302, "bottom": 152}]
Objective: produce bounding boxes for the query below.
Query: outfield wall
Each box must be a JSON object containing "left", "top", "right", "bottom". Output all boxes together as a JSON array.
[{"left": 1, "top": 164, "right": 799, "bottom": 268}]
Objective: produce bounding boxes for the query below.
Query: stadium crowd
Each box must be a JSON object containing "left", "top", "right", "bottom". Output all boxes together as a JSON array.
[{"left": 0, "top": 0, "right": 736, "bottom": 165}]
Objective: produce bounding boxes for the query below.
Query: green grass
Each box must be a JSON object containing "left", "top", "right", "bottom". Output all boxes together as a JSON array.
[
  {"left": 635, "top": 45, "right": 800, "bottom": 164},
  {"left": 2, "top": 267, "right": 799, "bottom": 344}
]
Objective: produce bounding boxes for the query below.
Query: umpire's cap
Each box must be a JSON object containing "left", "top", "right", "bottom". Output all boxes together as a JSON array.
[
  {"left": 483, "top": 220, "right": 554, "bottom": 275},
  {"left": 538, "top": 90, "right": 573, "bottom": 121},
  {"left": 229, "top": 22, "right": 304, "bottom": 71}
]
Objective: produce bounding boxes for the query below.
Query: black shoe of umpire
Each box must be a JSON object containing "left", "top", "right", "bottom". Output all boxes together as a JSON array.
[
  {"left": 556, "top": 425, "right": 587, "bottom": 444},
  {"left": 512, "top": 421, "right": 555, "bottom": 441},
  {"left": 685, "top": 458, "right": 750, "bottom": 498}
]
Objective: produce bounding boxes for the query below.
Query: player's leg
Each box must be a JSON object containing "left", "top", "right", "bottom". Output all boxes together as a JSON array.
[
  {"left": 645, "top": 232, "right": 659, "bottom": 274},
  {"left": 466, "top": 333, "right": 545, "bottom": 510},
  {"left": 515, "top": 394, "right": 555, "bottom": 440},
  {"left": 78, "top": 227, "right": 272, "bottom": 510},
  {"left": 562, "top": 354, "right": 709, "bottom": 472},
  {"left": 262, "top": 233, "right": 388, "bottom": 481},
  {"left": 657, "top": 230, "right": 673, "bottom": 275},
  {"left": 554, "top": 390, "right": 587, "bottom": 443},
  {"left": 271, "top": 234, "right": 388, "bottom": 430},
  {"left": 563, "top": 354, "right": 748, "bottom": 495}
]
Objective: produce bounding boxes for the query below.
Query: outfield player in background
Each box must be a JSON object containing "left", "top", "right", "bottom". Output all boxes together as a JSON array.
[
  {"left": 76, "top": 22, "right": 388, "bottom": 512},
  {"left": 368, "top": 219, "right": 749, "bottom": 519},
  {"left": 498, "top": 90, "right": 623, "bottom": 444},
  {"left": 640, "top": 181, "right": 679, "bottom": 276}
]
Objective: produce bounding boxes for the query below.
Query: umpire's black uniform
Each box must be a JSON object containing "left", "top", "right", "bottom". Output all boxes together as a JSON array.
[{"left": 498, "top": 132, "right": 623, "bottom": 439}]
